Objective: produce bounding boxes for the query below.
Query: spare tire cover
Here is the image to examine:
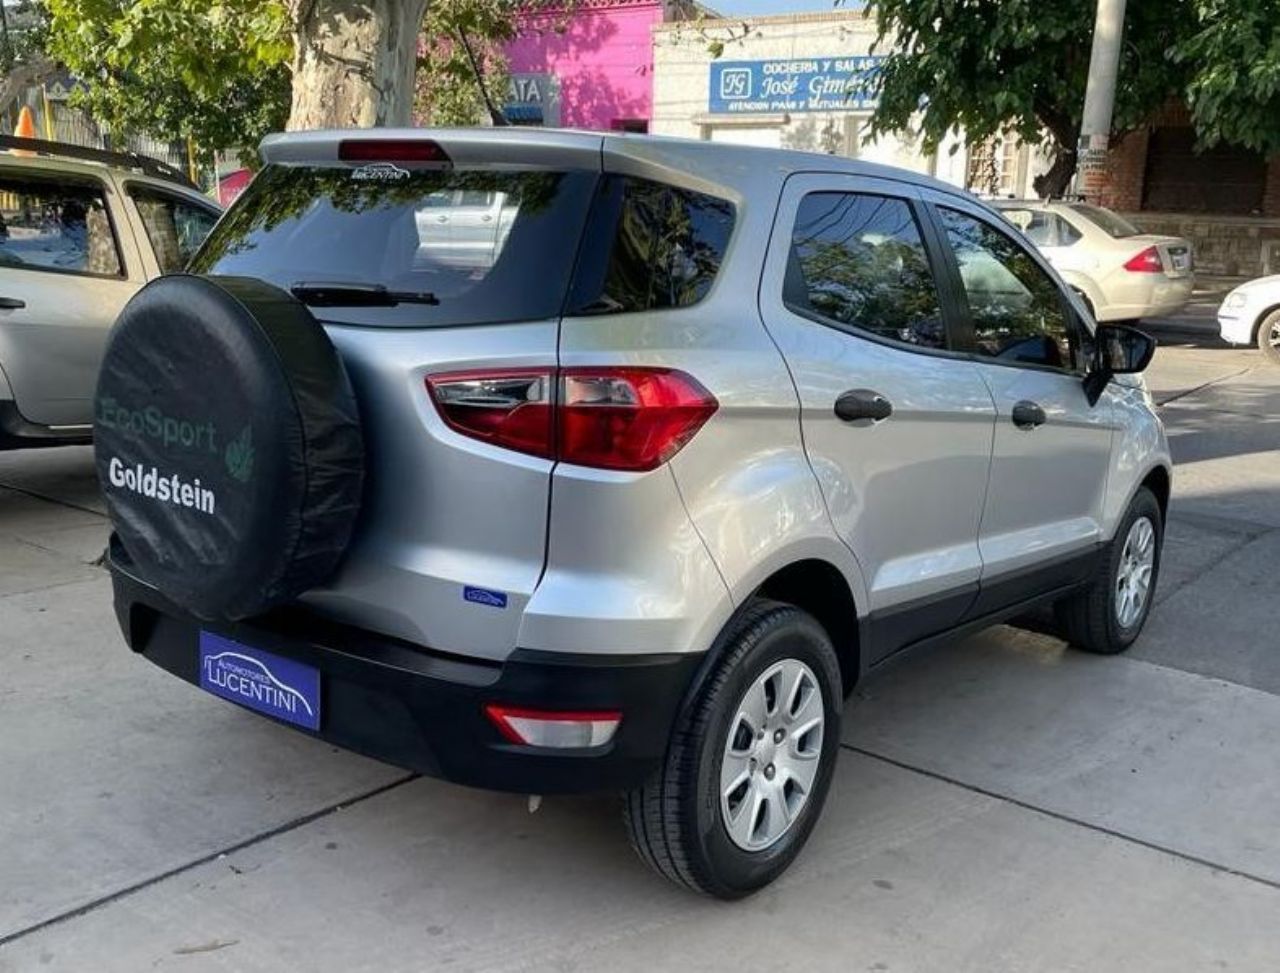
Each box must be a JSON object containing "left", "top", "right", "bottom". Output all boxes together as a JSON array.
[{"left": 95, "top": 274, "right": 363, "bottom": 621}]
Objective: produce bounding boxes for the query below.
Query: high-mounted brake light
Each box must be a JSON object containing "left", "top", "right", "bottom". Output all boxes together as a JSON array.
[
  {"left": 1123, "top": 246, "right": 1163, "bottom": 273},
  {"left": 484, "top": 704, "right": 622, "bottom": 748},
  {"left": 338, "top": 139, "right": 451, "bottom": 164},
  {"left": 425, "top": 367, "right": 717, "bottom": 472}
]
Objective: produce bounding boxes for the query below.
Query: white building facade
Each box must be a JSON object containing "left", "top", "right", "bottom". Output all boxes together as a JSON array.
[{"left": 650, "top": 10, "right": 971, "bottom": 188}]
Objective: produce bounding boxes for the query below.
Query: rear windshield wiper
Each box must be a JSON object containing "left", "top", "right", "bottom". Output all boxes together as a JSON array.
[{"left": 290, "top": 282, "right": 439, "bottom": 307}]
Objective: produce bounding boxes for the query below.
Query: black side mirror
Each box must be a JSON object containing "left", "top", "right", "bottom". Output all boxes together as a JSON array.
[{"left": 1084, "top": 324, "right": 1157, "bottom": 404}]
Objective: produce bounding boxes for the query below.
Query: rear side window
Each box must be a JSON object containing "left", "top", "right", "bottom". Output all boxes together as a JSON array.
[
  {"left": 190, "top": 164, "right": 599, "bottom": 327},
  {"left": 1001, "top": 208, "right": 1082, "bottom": 248},
  {"left": 0, "top": 175, "right": 122, "bottom": 277},
  {"left": 569, "top": 176, "right": 735, "bottom": 315},
  {"left": 785, "top": 191, "right": 946, "bottom": 350},
  {"left": 129, "top": 187, "right": 219, "bottom": 274}
]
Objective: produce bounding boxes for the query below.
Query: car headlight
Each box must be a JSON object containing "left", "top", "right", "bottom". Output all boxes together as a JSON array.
[{"left": 1223, "top": 291, "right": 1248, "bottom": 310}]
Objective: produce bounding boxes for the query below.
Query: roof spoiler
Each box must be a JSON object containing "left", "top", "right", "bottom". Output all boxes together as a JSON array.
[{"left": 0, "top": 135, "right": 197, "bottom": 189}]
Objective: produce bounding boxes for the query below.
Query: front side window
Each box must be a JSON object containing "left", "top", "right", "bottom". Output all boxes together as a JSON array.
[
  {"left": 785, "top": 191, "right": 946, "bottom": 349},
  {"left": 0, "top": 176, "right": 121, "bottom": 277},
  {"left": 570, "top": 176, "right": 735, "bottom": 315},
  {"left": 938, "top": 207, "right": 1076, "bottom": 370},
  {"left": 129, "top": 187, "right": 219, "bottom": 274}
]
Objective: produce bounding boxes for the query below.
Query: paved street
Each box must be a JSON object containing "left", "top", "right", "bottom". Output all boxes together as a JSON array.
[{"left": 1, "top": 329, "right": 1278, "bottom": 972}]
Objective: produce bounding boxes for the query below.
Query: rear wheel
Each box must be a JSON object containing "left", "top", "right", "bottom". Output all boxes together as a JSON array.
[
  {"left": 1055, "top": 487, "right": 1163, "bottom": 654},
  {"left": 623, "top": 601, "right": 841, "bottom": 898},
  {"left": 1257, "top": 309, "right": 1280, "bottom": 365}
]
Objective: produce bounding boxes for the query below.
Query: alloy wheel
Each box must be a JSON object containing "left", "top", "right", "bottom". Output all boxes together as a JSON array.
[{"left": 1115, "top": 516, "right": 1156, "bottom": 629}]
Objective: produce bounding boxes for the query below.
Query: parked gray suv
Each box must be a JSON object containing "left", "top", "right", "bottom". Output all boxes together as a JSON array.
[{"left": 97, "top": 130, "right": 1171, "bottom": 898}]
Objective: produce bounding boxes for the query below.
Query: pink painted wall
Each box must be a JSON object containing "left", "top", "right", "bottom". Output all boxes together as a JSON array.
[{"left": 507, "top": 1, "right": 664, "bottom": 130}]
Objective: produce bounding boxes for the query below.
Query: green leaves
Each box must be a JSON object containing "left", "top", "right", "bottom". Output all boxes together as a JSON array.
[
  {"left": 45, "top": 0, "right": 292, "bottom": 155},
  {"left": 869, "top": 0, "right": 1191, "bottom": 194}
]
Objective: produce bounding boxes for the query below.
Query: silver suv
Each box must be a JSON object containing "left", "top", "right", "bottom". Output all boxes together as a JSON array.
[
  {"left": 0, "top": 136, "right": 220, "bottom": 449},
  {"left": 97, "top": 130, "right": 1171, "bottom": 898}
]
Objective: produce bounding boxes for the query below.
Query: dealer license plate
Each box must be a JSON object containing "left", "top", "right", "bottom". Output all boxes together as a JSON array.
[{"left": 198, "top": 631, "right": 320, "bottom": 730}]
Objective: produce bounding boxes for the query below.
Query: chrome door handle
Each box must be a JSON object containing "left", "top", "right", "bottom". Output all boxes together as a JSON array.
[
  {"left": 835, "top": 389, "right": 893, "bottom": 423},
  {"left": 1011, "top": 400, "right": 1047, "bottom": 429}
]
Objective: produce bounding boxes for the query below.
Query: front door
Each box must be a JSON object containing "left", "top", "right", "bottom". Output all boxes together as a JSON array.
[
  {"left": 922, "top": 194, "right": 1119, "bottom": 614},
  {"left": 759, "top": 174, "right": 996, "bottom": 660}
]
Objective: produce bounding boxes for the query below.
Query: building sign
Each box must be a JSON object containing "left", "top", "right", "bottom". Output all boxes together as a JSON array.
[
  {"left": 504, "top": 73, "right": 561, "bottom": 127},
  {"left": 708, "top": 56, "right": 884, "bottom": 115}
]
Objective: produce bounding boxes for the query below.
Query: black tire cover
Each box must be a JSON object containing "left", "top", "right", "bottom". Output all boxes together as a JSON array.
[{"left": 95, "top": 275, "right": 363, "bottom": 621}]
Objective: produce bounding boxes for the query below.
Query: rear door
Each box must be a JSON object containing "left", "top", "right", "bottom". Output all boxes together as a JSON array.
[
  {"left": 0, "top": 167, "right": 142, "bottom": 427},
  {"left": 923, "top": 192, "right": 1118, "bottom": 613},
  {"left": 758, "top": 174, "right": 997, "bottom": 660},
  {"left": 188, "top": 140, "right": 603, "bottom": 660}
]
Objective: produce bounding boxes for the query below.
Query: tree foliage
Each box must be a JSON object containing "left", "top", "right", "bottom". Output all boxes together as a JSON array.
[
  {"left": 865, "top": 0, "right": 1189, "bottom": 195},
  {"left": 44, "top": 0, "right": 292, "bottom": 154},
  {"left": 416, "top": 0, "right": 513, "bottom": 126},
  {"left": 1176, "top": 0, "right": 1280, "bottom": 154}
]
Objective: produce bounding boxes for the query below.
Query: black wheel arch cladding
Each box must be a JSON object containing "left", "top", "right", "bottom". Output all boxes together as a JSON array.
[{"left": 94, "top": 274, "right": 364, "bottom": 621}]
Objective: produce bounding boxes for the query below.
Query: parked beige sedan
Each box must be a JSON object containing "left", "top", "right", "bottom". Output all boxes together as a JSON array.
[{"left": 994, "top": 200, "right": 1194, "bottom": 322}]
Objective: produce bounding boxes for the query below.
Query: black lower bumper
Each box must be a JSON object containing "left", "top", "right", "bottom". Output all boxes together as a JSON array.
[{"left": 109, "top": 543, "right": 702, "bottom": 794}]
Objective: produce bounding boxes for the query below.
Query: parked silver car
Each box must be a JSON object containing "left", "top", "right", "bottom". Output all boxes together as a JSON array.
[
  {"left": 0, "top": 137, "right": 220, "bottom": 449},
  {"left": 994, "top": 198, "right": 1193, "bottom": 322},
  {"left": 97, "top": 130, "right": 1172, "bottom": 898}
]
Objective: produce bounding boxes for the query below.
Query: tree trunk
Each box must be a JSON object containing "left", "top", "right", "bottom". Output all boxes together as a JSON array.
[
  {"left": 285, "top": 0, "right": 430, "bottom": 130},
  {"left": 1033, "top": 143, "right": 1079, "bottom": 199}
]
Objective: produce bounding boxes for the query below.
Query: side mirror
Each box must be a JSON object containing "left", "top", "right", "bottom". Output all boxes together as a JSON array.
[{"left": 1084, "top": 324, "right": 1157, "bottom": 404}]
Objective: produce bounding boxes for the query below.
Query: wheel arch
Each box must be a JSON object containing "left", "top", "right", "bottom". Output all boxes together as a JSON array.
[{"left": 1251, "top": 303, "right": 1280, "bottom": 342}]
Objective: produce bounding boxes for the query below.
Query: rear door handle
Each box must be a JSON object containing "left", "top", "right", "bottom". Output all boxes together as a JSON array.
[
  {"left": 835, "top": 389, "right": 893, "bottom": 423},
  {"left": 0, "top": 297, "right": 25, "bottom": 309},
  {"left": 1011, "top": 400, "right": 1047, "bottom": 429}
]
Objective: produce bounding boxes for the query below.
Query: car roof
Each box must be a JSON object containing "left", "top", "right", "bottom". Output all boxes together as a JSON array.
[
  {"left": 261, "top": 127, "right": 981, "bottom": 203},
  {"left": 0, "top": 150, "right": 219, "bottom": 208}
]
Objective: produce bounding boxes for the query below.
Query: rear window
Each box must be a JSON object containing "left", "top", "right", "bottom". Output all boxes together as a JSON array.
[
  {"left": 189, "top": 164, "right": 599, "bottom": 327},
  {"left": 1067, "top": 202, "right": 1140, "bottom": 238}
]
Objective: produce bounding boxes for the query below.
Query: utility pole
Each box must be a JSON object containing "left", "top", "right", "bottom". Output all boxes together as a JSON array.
[{"left": 1077, "top": 0, "right": 1128, "bottom": 202}]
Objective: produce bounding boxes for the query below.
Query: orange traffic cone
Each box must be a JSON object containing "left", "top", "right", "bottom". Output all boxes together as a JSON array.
[{"left": 12, "top": 106, "right": 36, "bottom": 155}]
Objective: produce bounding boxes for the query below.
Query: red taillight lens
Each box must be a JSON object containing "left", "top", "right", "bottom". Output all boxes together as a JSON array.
[
  {"left": 338, "top": 139, "right": 451, "bottom": 163},
  {"left": 484, "top": 704, "right": 622, "bottom": 748},
  {"left": 426, "top": 369, "right": 554, "bottom": 459},
  {"left": 1123, "top": 246, "right": 1163, "bottom": 273},
  {"left": 558, "top": 367, "right": 717, "bottom": 472},
  {"left": 425, "top": 366, "right": 717, "bottom": 471}
]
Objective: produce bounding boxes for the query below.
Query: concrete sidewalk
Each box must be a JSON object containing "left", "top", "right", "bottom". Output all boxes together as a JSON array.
[{"left": 1, "top": 342, "right": 1278, "bottom": 972}]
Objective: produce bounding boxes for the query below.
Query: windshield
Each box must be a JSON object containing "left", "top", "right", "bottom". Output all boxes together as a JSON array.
[
  {"left": 189, "top": 164, "right": 599, "bottom": 327},
  {"left": 1068, "top": 202, "right": 1140, "bottom": 238}
]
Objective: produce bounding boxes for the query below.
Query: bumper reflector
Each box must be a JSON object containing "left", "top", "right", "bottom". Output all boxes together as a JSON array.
[{"left": 484, "top": 704, "right": 622, "bottom": 748}]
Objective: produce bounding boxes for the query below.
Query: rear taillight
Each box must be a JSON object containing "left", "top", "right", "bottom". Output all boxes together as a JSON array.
[
  {"left": 425, "top": 366, "right": 717, "bottom": 472},
  {"left": 338, "top": 139, "right": 451, "bottom": 164},
  {"left": 1123, "top": 246, "right": 1163, "bottom": 273}
]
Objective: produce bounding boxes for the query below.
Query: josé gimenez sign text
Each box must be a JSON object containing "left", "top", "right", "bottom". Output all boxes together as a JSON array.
[{"left": 708, "top": 56, "right": 884, "bottom": 115}]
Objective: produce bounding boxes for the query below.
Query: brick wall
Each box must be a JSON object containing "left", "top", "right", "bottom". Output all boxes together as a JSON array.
[{"left": 1094, "top": 129, "right": 1148, "bottom": 212}]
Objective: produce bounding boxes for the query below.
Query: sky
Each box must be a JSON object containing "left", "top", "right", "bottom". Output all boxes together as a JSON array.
[{"left": 710, "top": 0, "right": 855, "bottom": 15}]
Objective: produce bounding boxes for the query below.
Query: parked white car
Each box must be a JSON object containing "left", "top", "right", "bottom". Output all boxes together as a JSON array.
[
  {"left": 1217, "top": 276, "right": 1280, "bottom": 364},
  {"left": 994, "top": 200, "right": 1194, "bottom": 323}
]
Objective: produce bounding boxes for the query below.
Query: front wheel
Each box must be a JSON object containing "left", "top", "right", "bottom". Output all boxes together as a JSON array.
[
  {"left": 1257, "top": 309, "right": 1280, "bottom": 365},
  {"left": 1055, "top": 487, "right": 1163, "bottom": 654},
  {"left": 623, "top": 601, "right": 842, "bottom": 898}
]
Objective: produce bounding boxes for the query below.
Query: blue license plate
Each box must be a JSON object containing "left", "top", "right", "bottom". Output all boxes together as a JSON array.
[{"left": 198, "top": 631, "right": 320, "bottom": 731}]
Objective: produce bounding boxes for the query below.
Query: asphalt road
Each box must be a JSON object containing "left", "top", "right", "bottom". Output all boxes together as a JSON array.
[{"left": 1, "top": 329, "right": 1277, "bottom": 972}]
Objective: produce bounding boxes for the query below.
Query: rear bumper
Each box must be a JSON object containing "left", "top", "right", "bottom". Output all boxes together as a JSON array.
[
  {"left": 109, "top": 541, "right": 702, "bottom": 794},
  {"left": 1097, "top": 275, "right": 1194, "bottom": 321}
]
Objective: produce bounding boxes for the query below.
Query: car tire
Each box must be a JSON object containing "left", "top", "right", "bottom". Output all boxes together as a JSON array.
[
  {"left": 1256, "top": 309, "right": 1280, "bottom": 365},
  {"left": 1055, "top": 487, "right": 1163, "bottom": 654},
  {"left": 623, "top": 600, "right": 842, "bottom": 898}
]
